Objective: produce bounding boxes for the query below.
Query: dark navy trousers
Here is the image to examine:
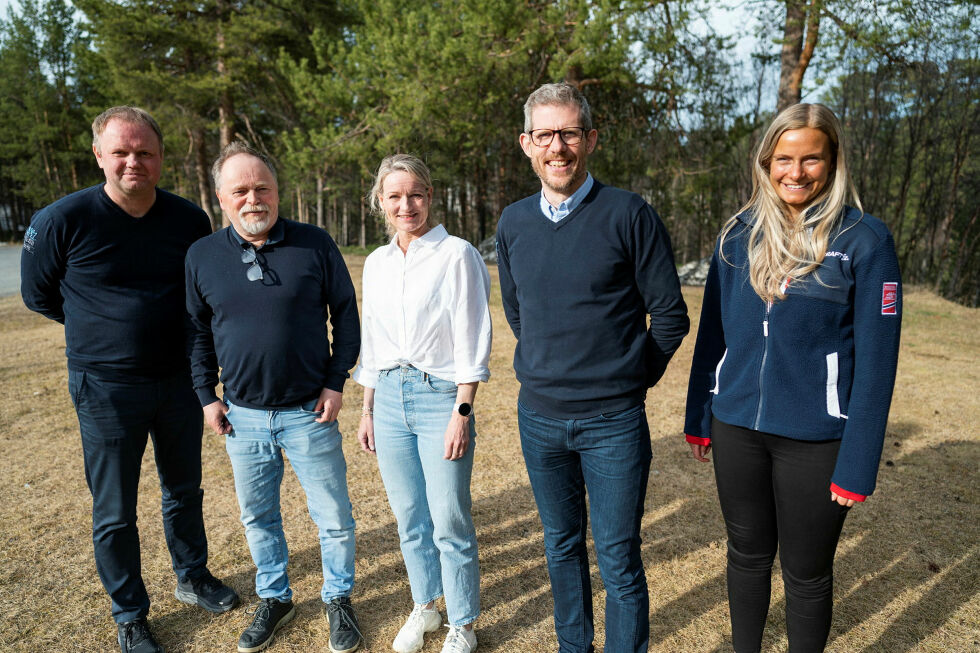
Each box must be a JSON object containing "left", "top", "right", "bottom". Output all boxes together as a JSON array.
[
  {"left": 68, "top": 369, "right": 209, "bottom": 623},
  {"left": 711, "top": 418, "right": 850, "bottom": 653}
]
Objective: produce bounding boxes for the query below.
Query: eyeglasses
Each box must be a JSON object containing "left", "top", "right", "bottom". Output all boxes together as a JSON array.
[
  {"left": 241, "top": 247, "right": 263, "bottom": 281},
  {"left": 527, "top": 127, "right": 587, "bottom": 147}
]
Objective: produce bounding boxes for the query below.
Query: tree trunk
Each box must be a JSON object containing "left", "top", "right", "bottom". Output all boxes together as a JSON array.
[
  {"left": 777, "top": 0, "right": 821, "bottom": 112},
  {"left": 342, "top": 200, "right": 349, "bottom": 246},
  {"left": 216, "top": 0, "right": 235, "bottom": 149},
  {"left": 359, "top": 197, "right": 367, "bottom": 248},
  {"left": 191, "top": 126, "right": 219, "bottom": 230},
  {"left": 316, "top": 175, "right": 324, "bottom": 228}
]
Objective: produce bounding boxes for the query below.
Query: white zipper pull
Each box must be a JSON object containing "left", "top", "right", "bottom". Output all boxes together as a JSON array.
[{"left": 763, "top": 300, "right": 772, "bottom": 337}]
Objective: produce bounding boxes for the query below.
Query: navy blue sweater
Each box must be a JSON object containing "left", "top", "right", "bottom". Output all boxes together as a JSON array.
[
  {"left": 684, "top": 207, "right": 902, "bottom": 498},
  {"left": 20, "top": 184, "right": 211, "bottom": 379},
  {"left": 185, "top": 219, "right": 360, "bottom": 409},
  {"left": 496, "top": 181, "right": 689, "bottom": 417}
]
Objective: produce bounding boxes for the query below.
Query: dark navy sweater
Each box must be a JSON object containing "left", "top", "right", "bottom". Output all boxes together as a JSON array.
[
  {"left": 185, "top": 219, "right": 360, "bottom": 410},
  {"left": 20, "top": 184, "right": 211, "bottom": 379},
  {"left": 684, "top": 207, "right": 902, "bottom": 498},
  {"left": 496, "top": 181, "right": 689, "bottom": 417}
]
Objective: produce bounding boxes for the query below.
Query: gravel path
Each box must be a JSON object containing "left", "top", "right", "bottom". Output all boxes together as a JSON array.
[{"left": 0, "top": 244, "right": 22, "bottom": 297}]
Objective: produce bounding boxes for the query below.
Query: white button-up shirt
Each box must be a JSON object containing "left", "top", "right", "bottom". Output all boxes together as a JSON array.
[{"left": 352, "top": 224, "right": 492, "bottom": 389}]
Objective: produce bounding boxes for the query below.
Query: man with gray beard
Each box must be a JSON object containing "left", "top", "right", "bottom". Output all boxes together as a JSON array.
[{"left": 185, "top": 142, "right": 363, "bottom": 653}]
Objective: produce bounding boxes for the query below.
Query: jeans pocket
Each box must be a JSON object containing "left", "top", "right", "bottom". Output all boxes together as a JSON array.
[
  {"left": 67, "top": 370, "right": 86, "bottom": 407},
  {"left": 598, "top": 404, "right": 645, "bottom": 420},
  {"left": 424, "top": 374, "right": 457, "bottom": 394},
  {"left": 517, "top": 400, "right": 538, "bottom": 416}
]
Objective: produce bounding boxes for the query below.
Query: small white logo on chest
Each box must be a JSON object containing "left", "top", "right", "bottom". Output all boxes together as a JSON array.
[{"left": 825, "top": 251, "right": 850, "bottom": 261}]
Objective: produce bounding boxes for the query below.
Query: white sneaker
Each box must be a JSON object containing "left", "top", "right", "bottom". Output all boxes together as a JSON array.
[
  {"left": 440, "top": 625, "right": 477, "bottom": 653},
  {"left": 392, "top": 603, "right": 442, "bottom": 653}
]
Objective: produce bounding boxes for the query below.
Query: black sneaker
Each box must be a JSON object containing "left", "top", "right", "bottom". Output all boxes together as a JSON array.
[
  {"left": 323, "top": 596, "right": 362, "bottom": 653},
  {"left": 117, "top": 618, "right": 164, "bottom": 653},
  {"left": 238, "top": 598, "right": 295, "bottom": 653},
  {"left": 175, "top": 570, "right": 240, "bottom": 613}
]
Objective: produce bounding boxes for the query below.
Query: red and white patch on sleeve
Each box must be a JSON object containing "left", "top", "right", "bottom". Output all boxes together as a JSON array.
[{"left": 881, "top": 282, "right": 898, "bottom": 315}]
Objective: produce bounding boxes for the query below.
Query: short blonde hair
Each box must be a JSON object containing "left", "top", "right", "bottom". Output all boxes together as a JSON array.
[
  {"left": 369, "top": 154, "right": 434, "bottom": 237},
  {"left": 92, "top": 106, "right": 163, "bottom": 153}
]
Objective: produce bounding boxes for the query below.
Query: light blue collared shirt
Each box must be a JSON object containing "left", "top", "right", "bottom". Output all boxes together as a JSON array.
[{"left": 539, "top": 173, "right": 594, "bottom": 223}]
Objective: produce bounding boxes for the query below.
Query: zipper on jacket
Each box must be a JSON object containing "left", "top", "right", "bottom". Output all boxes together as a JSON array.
[{"left": 753, "top": 300, "right": 772, "bottom": 430}]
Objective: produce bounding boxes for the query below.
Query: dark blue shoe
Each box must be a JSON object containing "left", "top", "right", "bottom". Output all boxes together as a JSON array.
[
  {"left": 238, "top": 598, "right": 295, "bottom": 653},
  {"left": 117, "top": 618, "right": 164, "bottom": 653},
  {"left": 324, "top": 596, "right": 362, "bottom": 653},
  {"left": 175, "top": 570, "right": 239, "bottom": 613}
]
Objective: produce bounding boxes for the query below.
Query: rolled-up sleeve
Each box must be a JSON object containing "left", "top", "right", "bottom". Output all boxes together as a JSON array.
[
  {"left": 352, "top": 256, "right": 380, "bottom": 389},
  {"left": 452, "top": 245, "right": 492, "bottom": 384}
]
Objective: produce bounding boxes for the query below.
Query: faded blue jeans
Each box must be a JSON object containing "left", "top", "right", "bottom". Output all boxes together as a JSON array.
[
  {"left": 224, "top": 400, "right": 356, "bottom": 603},
  {"left": 373, "top": 366, "right": 480, "bottom": 626},
  {"left": 518, "top": 401, "right": 652, "bottom": 653}
]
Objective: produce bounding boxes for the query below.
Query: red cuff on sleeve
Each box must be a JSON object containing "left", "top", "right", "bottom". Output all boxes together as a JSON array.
[
  {"left": 686, "top": 434, "right": 711, "bottom": 446},
  {"left": 830, "top": 483, "right": 866, "bottom": 502}
]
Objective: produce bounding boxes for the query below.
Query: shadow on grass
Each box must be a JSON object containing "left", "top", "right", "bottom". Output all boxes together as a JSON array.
[
  {"left": 838, "top": 436, "right": 978, "bottom": 653},
  {"left": 150, "top": 564, "right": 261, "bottom": 650},
  {"left": 176, "top": 430, "right": 978, "bottom": 652},
  {"left": 257, "top": 467, "right": 735, "bottom": 649},
  {"left": 750, "top": 431, "right": 979, "bottom": 653}
]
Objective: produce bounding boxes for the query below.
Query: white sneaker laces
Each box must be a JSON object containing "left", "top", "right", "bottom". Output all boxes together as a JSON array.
[
  {"left": 404, "top": 603, "right": 426, "bottom": 628},
  {"left": 441, "top": 625, "right": 475, "bottom": 653}
]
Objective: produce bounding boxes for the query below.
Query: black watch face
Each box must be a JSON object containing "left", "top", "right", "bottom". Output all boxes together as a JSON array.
[{"left": 457, "top": 402, "right": 472, "bottom": 416}]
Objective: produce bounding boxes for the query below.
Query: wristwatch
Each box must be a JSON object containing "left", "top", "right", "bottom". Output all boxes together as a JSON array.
[{"left": 453, "top": 402, "right": 472, "bottom": 417}]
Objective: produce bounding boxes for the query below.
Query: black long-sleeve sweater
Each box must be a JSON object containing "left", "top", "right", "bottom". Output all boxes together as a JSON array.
[
  {"left": 185, "top": 219, "right": 360, "bottom": 409},
  {"left": 20, "top": 184, "right": 211, "bottom": 379},
  {"left": 495, "top": 181, "right": 689, "bottom": 417}
]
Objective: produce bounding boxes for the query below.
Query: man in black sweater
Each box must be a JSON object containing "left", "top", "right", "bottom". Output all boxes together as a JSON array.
[
  {"left": 20, "top": 107, "right": 238, "bottom": 653},
  {"left": 185, "top": 142, "right": 362, "bottom": 653},
  {"left": 495, "top": 83, "right": 689, "bottom": 652}
]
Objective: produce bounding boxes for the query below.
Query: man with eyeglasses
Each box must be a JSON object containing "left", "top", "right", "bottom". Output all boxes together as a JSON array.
[
  {"left": 20, "top": 106, "right": 239, "bottom": 653},
  {"left": 495, "top": 83, "right": 689, "bottom": 652},
  {"left": 184, "top": 142, "right": 363, "bottom": 653}
]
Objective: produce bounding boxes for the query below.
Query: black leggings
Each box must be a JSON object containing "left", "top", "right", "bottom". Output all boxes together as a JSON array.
[{"left": 711, "top": 418, "right": 851, "bottom": 653}]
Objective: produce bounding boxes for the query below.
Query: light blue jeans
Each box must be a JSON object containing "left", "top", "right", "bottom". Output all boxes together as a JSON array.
[
  {"left": 224, "top": 400, "right": 355, "bottom": 603},
  {"left": 373, "top": 367, "right": 480, "bottom": 626}
]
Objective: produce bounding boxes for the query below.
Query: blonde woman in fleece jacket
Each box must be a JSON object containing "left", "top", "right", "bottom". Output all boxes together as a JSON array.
[{"left": 684, "top": 103, "right": 901, "bottom": 653}]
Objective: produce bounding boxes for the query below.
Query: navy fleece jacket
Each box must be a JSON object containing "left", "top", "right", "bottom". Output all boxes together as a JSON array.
[{"left": 684, "top": 207, "right": 902, "bottom": 499}]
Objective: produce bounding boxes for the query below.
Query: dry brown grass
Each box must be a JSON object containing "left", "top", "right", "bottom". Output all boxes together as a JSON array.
[{"left": 1, "top": 257, "right": 977, "bottom": 652}]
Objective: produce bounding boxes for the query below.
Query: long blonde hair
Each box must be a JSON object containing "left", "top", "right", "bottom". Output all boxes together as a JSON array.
[{"left": 721, "top": 103, "right": 862, "bottom": 302}]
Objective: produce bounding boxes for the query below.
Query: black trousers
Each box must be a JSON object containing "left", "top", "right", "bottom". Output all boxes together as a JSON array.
[
  {"left": 711, "top": 418, "right": 850, "bottom": 653},
  {"left": 69, "top": 369, "right": 208, "bottom": 623}
]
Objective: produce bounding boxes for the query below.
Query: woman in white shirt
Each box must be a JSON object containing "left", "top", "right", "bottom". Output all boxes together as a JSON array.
[{"left": 353, "top": 154, "right": 491, "bottom": 653}]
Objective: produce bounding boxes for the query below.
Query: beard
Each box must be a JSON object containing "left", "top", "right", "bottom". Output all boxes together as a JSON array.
[
  {"left": 238, "top": 203, "right": 273, "bottom": 235},
  {"left": 530, "top": 155, "right": 586, "bottom": 196}
]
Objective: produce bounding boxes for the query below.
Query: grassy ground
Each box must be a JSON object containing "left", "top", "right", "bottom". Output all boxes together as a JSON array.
[{"left": 0, "top": 256, "right": 977, "bottom": 652}]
